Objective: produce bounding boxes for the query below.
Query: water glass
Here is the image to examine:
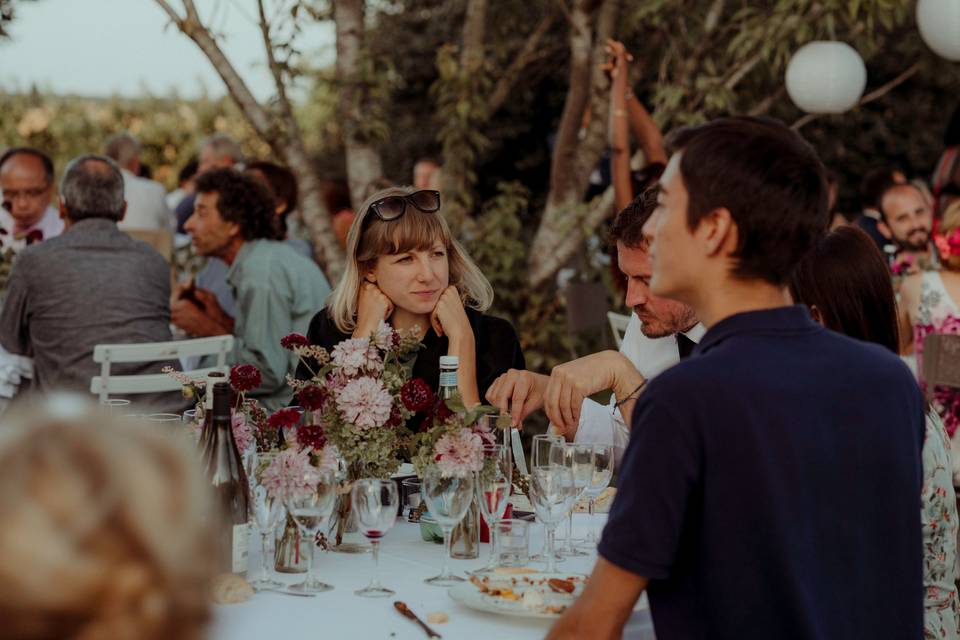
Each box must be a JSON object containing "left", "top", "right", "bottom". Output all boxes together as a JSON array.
[
  {"left": 475, "top": 444, "right": 512, "bottom": 573},
  {"left": 421, "top": 465, "right": 474, "bottom": 586},
  {"left": 352, "top": 479, "right": 400, "bottom": 597},
  {"left": 250, "top": 485, "right": 284, "bottom": 590},
  {"left": 144, "top": 413, "right": 182, "bottom": 424},
  {"left": 100, "top": 398, "right": 131, "bottom": 413},
  {"left": 286, "top": 467, "right": 338, "bottom": 593},
  {"left": 530, "top": 465, "right": 577, "bottom": 574},
  {"left": 496, "top": 519, "right": 530, "bottom": 567},
  {"left": 581, "top": 444, "right": 615, "bottom": 546},
  {"left": 557, "top": 443, "right": 594, "bottom": 557},
  {"left": 532, "top": 434, "right": 564, "bottom": 471}
]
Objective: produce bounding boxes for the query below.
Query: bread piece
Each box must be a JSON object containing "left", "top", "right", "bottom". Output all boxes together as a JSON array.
[
  {"left": 426, "top": 612, "right": 449, "bottom": 624},
  {"left": 211, "top": 573, "right": 254, "bottom": 604}
]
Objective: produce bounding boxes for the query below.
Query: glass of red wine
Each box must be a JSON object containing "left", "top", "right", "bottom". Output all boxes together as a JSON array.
[{"left": 351, "top": 478, "right": 400, "bottom": 597}]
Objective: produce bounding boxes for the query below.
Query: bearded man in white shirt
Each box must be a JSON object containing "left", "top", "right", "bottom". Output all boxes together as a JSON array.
[{"left": 487, "top": 191, "right": 701, "bottom": 463}]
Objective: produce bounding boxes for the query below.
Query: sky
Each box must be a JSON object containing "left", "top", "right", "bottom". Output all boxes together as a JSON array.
[{"left": 0, "top": 0, "right": 336, "bottom": 101}]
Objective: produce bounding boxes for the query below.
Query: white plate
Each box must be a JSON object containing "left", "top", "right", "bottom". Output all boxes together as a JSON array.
[
  {"left": 448, "top": 572, "right": 649, "bottom": 620},
  {"left": 448, "top": 572, "right": 587, "bottom": 620}
]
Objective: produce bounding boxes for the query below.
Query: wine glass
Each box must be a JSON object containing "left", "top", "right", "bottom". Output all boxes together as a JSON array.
[
  {"left": 581, "top": 444, "right": 614, "bottom": 546},
  {"left": 555, "top": 443, "right": 594, "bottom": 557},
  {"left": 474, "top": 444, "right": 512, "bottom": 574},
  {"left": 286, "top": 467, "right": 337, "bottom": 593},
  {"left": 351, "top": 478, "right": 400, "bottom": 597},
  {"left": 530, "top": 465, "right": 577, "bottom": 574},
  {"left": 250, "top": 485, "right": 285, "bottom": 590},
  {"left": 421, "top": 465, "right": 475, "bottom": 586},
  {"left": 532, "top": 433, "right": 564, "bottom": 470}
]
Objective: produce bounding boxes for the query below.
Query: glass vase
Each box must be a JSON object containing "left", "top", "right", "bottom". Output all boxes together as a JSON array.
[
  {"left": 274, "top": 512, "right": 308, "bottom": 573},
  {"left": 450, "top": 496, "right": 480, "bottom": 559},
  {"left": 330, "top": 460, "right": 370, "bottom": 554}
]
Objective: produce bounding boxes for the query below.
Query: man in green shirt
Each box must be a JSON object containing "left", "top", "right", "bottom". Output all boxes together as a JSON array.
[{"left": 172, "top": 168, "right": 331, "bottom": 410}]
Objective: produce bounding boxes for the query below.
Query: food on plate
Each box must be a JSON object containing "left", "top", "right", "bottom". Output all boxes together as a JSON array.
[
  {"left": 548, "top": 578, "right": 575, "bottom": 594},
  {"left": 573, "top": 487, "right": 616, "bottom": 513}
]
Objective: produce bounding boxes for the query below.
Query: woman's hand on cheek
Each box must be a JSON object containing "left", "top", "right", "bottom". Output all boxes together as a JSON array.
[
  {"left": 355, "top": 282, "right": 394, "bottom": 338},
  {"left": 431, "top": 286, "right": 472, "bottom": 343}
]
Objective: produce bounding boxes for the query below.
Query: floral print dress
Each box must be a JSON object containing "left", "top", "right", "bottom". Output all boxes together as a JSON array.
[
  {"left": 922, "top": 411, "right": 959, "bottom": 639},
  {"left": 914, "top": 271, "right": 960, "bottom": 437}
]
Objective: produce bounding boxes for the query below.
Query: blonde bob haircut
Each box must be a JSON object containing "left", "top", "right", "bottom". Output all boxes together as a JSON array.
[{"left": 328, "top": 186, "right": 494, "bottom": 334}]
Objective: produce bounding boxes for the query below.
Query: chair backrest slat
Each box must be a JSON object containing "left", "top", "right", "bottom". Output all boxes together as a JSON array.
[{"left": 607, "top": 311, "right": 631, "bottom": 349}]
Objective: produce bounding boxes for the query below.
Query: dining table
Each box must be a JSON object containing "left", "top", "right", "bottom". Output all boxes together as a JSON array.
[{"left": 210, "top": 513, "right": 655, "bottom": 640}]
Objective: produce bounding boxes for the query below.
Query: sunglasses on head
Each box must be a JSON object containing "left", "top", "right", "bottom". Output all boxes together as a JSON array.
[{"left": 365, "top": 190, "right": 441, "bottom": 226}]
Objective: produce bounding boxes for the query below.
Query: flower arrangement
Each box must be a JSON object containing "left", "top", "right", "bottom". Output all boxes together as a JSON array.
[
  {"left": 279, "top": 321, "right": 424, "bottom": 480},
  {"left": 163, "top": 363, "right": 270, "bottom": 452}
]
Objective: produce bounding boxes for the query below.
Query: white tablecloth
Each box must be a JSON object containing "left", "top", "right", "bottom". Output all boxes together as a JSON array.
[{"left": 210, "top": 514, "right": 654, "bottom": 640}]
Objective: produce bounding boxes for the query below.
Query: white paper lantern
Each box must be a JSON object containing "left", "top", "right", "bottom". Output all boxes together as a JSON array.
[
  {"left": 917, "top": 0, "right": 960, "bottom": 61},
  {"left": 785, "top": 41, "right": 867, "bottom": 114}
]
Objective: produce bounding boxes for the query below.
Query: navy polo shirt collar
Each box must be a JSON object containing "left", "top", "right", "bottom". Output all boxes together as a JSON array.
[{"left": 696, "top": 305, "right": 819, "bottom": 356}]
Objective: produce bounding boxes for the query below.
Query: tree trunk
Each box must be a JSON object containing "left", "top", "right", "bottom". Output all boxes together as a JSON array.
[
  {"left": 154, "top": 0, "right": 344, "bottom": 281},
  {"left": 334, "top": 0, "right": 384, "bottom": 209},
  {"left": 528, "top": 0, "right": 619, "bottom": 287}
]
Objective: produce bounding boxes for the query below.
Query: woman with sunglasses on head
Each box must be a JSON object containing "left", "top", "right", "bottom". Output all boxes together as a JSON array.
[
  {"left": 296, "top": 186, "right": 524, "bottom": 414},
  {"left": 790, "top": 226, "right": 959, "bottom": 640}
]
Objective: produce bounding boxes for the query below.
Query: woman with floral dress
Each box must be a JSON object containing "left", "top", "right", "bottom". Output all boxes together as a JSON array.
[{"left": 792, "top": 226, "right": 959, "bottom": 639}]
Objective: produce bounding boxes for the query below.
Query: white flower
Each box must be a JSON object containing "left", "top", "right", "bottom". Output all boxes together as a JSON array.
[
  {"left": 331, "top": 337, "right": 382, "bottom": 376},
  {"left": 335, "top": 376, "right": 393, "bottom": 429}
]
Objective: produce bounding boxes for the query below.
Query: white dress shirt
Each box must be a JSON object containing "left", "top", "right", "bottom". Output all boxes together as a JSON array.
[
  {"left": 0, "top": 205, "right": 64, "bottom": 249},
  {"left": 574, "top": 313, "right": 705, "bottom": 467},
  {"left": 117, "top": 169, "right": 173, "bottom": 232}
]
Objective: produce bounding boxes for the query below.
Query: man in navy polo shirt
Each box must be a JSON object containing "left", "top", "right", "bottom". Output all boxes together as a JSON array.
[{"left": 547, "top": 117, "right": 924, "bottom": 639}]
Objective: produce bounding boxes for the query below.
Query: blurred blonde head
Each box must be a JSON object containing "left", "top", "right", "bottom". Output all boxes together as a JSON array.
[
  {"left": 0, "top": 397, "right": 216, "bottom": 640},
  {"left": 327, "top": 186, "right": 493, "bottom": 333}
]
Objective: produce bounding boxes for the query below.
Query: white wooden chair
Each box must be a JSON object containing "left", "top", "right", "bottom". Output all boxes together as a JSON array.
[
  {"left": 90, "top": 335, "right": 234, "bottom": 403},
  {"left": 607, "top": 311, "right": 631, "bottom": 349}
]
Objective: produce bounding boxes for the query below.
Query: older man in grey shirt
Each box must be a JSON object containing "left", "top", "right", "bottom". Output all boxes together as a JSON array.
[{"left": 0, "top": 154, "right": 181, "bottom": 410}]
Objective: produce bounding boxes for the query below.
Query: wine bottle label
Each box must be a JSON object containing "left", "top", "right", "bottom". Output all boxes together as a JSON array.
[
  {"left": 439, "top": 371, "right": 458, "bottom": 388},
  {"left": 232, "top": 523, "right": 249, "bottom": 574}
]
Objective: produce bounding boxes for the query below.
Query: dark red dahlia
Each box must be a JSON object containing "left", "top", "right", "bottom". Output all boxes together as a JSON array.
[
  {"left": 268, "top": 407, "right": 302, "bottom": 430},
  {"left": 385, "top": 405, "right": 403, "bottom": 428},
  {"left": 400, "top": 378, "right": 435, "bottom": 413},
  {"left": 297, "top": 424, "right": 327, "bottom": 451},
  {"left": 229, "top": 364, "right": 262, "bottom": 392},
  {"left": 280, "top": 333, "right": 310, "bottom": 350},
  {"left": 297, "top": 385, "right": 328, "bottom": 411}
]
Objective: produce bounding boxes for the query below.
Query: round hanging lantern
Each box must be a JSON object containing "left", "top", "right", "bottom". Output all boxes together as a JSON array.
[
  {"left": 785, "top": 41, "right": 867, "bottom": 114},
  {"left": 917, "top": 0, "right": 960, "bottom": 61}
]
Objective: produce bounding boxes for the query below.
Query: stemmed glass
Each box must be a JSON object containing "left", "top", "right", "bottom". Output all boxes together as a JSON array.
[
  {"left": 474, "top": 444, "right": 512, "bottom": 574},
  {"left": 286, "top": 467, "right": 337, "bottom": 593},
  {"left": 250, "top": 485, "right": 285, "bottom": 590},
  {"left": 530, "top": 464, "right": 577, "bottom": 574},
  {"left": 529, "top": 434, "right": 564, "bottom": 562},
  {"left": 556, "top": 443, "right": 594, "bottom": 557},
  {"left": 351, "top": 478, "right": 400, "bottom": 597},
  {"left": 581, "top": 444, "right": 614, "bottom": 546},
  {"left": 421, "top": 465, "right": 475, "bottom": 586}
]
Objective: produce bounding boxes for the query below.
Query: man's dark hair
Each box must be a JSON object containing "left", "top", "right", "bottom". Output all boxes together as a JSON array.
[
  {"left": 876, "top": 182, "right": 927, "bottom": 223},
  {"left": 194, "top": 168, "right": 282, "bottom": 241},
  {"left": 859, "top": 169, "right": 900, "bottom": 212},
  {"left": 665, "top": 116, "right": 828, "bottom": 285},
  {"left": 789, "top": 226, "right": 900, "bottom": 354},
  {"left": 60, "top": 155, "right": 125, "bottom": 222},
  {"left": 178, "top": 157, "right": 199, "bottom": 185},
  {"left": 246, "top": 160, "right": 298, "bottom": 219},
  {"left": 0, "top": 147, "right": 55, "bottom": 184},
  {"left": 609, "top": 188, "right": 657, "bottom": 250}
]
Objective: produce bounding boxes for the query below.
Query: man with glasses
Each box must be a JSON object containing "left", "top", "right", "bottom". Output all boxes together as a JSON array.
[
  {"left": 0, "top": 147, "right": 64, "bottom": 247},
  {"left": 172, "top": 168, "right": 330, "bottom": 410}
]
